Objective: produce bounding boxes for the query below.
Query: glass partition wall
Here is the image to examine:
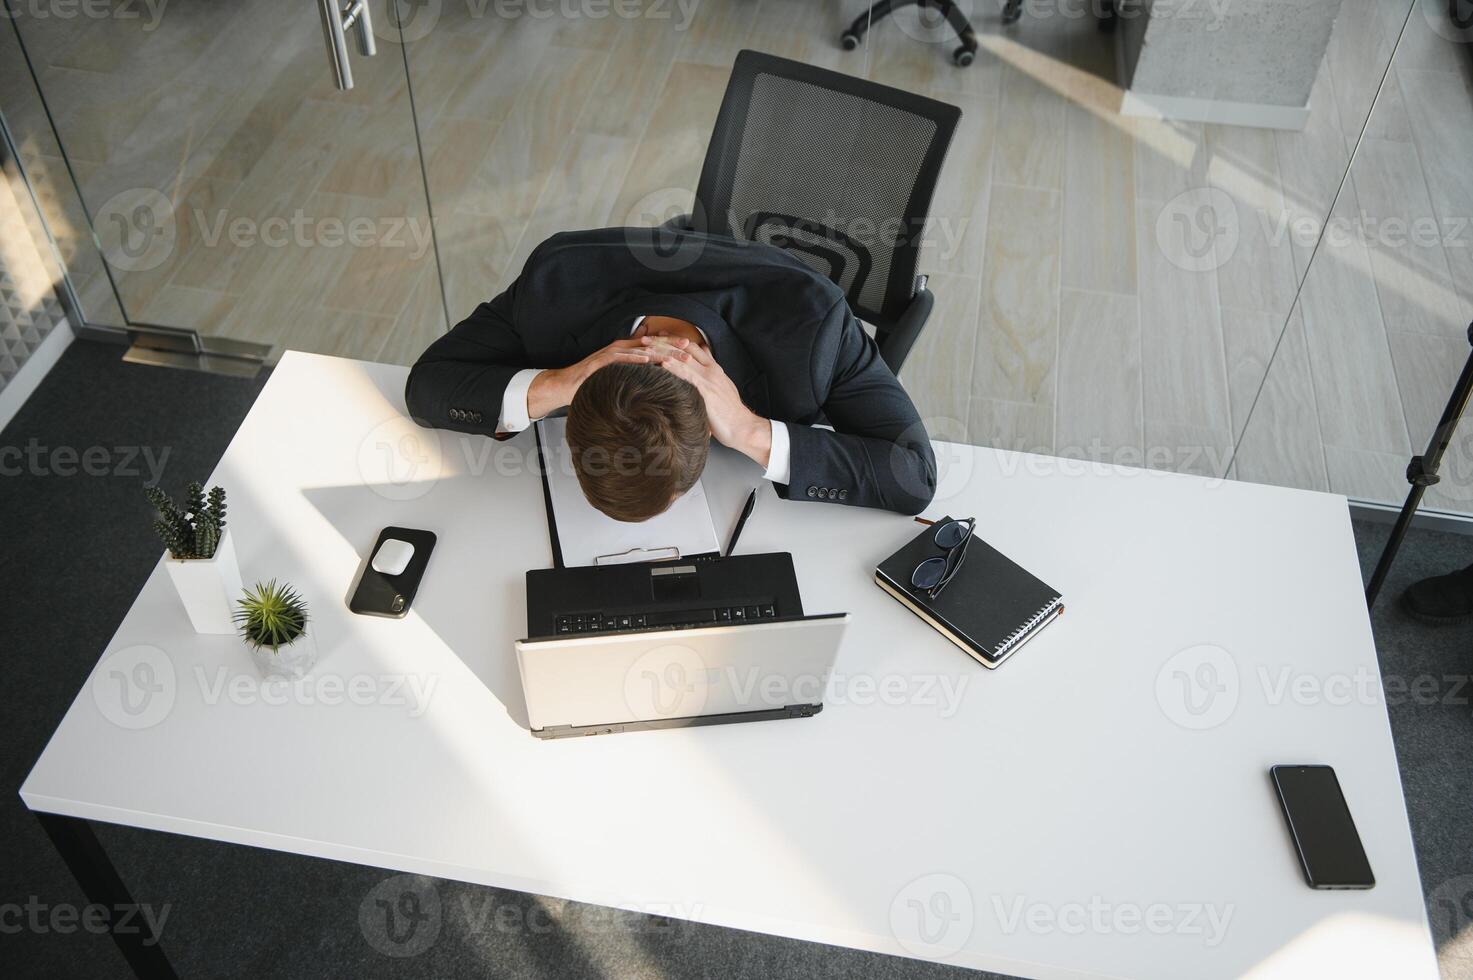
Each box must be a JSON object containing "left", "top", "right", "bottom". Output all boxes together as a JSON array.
[
  {"left": 1235, "top": 0, "right": 1473, "bottom": 516},
  {"left": 6, "top": 0, "right": 1460, "bottom": 512}
]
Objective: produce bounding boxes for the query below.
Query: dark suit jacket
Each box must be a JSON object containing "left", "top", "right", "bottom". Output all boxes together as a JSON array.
[{"left": 404, "top": 227, "right": 936, "bottom": 514}]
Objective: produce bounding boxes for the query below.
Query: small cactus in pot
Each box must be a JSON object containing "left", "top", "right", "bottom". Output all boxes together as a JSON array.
[
  {"left": 148, "top": 481, "right": 242, "bottom": 634},
  {"left": 146, "top": 481, "right": 227, "bottom": 559}
]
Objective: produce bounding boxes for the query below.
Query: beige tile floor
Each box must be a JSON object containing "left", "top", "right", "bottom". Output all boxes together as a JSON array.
[{"left": 10, "top": 0, "right": 1473, "bottom": 512}]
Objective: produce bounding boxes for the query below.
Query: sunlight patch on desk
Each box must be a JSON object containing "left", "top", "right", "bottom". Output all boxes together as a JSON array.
[{"left": 1241, "top": 911, "right": 1437, "bottom": 978}]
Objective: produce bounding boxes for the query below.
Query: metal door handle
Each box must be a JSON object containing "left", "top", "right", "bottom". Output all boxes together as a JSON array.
[{"left": 318, "top": 0, "right": 377, "bottom": 91}]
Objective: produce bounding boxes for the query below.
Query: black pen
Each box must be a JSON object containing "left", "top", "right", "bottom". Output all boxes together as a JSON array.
[{"left": 725, "top": 486, "right": 759, "bottom": 556}]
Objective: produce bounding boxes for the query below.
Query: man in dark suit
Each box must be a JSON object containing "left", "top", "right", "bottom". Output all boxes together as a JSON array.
[{"left": 404, "top": 227, "right": 936, "bottom": 519}]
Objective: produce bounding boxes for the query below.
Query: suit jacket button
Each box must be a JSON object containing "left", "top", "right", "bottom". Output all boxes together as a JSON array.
[
  {"left": 449, "top": 409, "right": 461, "bottom": 421},
  {"left": 471, "top": 412, "right": 483, "bottom": 423},
  {"left": 806, "top": 486, "right": 818, "bottom": 498},
  {"left": 828, "top": 489, "right": 838, "bottom": 500},
  {"left": 839, "top": 489, "right": 848, "bottom": 501}
]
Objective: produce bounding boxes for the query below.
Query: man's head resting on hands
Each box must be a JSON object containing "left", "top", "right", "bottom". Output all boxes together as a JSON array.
[{"left": 566, "top": 363, "right": 709, "bottom": 522}]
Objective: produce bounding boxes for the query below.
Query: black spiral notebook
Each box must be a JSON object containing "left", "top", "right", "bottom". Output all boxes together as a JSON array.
[{"left": 875, "top": 517, "right": 1064, "bottom": 669}]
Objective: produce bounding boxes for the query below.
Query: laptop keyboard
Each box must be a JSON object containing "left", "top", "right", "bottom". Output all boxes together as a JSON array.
[{"left": 555, "top": 603, "right": 779, "bottom": 635}]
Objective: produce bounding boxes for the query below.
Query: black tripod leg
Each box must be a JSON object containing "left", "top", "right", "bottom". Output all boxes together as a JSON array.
[
  {"left": 1365, "top": 486, "right": 1428, "bottom": 608},
  {"left": 36, "top": 813, "right": 179, "bottom": 980},
  {"left": 1365, "top": 321, "right": 1473, "bottom": 607}
]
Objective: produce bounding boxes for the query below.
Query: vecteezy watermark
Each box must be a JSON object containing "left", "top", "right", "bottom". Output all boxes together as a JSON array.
[
  {"left": 624, "top": 643, "right": 709, "bottom": 720},
  {"left": 94, "top": 188, "right": 176, "bottom": 273},
  {"left": 890, "top": 873, "right": 975, "bottom": 960},
  {"left": 1156, "top": 648, "right": 1402, "bottom": 728},
  {"left": 1428, "top": 874, "right": 1473, "bottom": 959},
  {"left": 1259, "top": 666, "right": 1473, "bottom": 711},
  {"left": 358, "top": 416, "right": 445, "bottom": 501},
  {"left": 621, "top": 647, "right": 971, "bottom": 721},
  {"left": 1156, "top": 185, "right": 1473, "bottom": 274},
  {"left": 990, "top": 894, "right": 1234, "bottom": 947},
  {"left": 191, "top": 209, "right": 434, "bottom": 261},
  {"left": 0, "top": 440, "right": 170, "bottom": 481},
  {"left": 995, "top": 438, "right": 1232, "bottom": 485},
  {"left": 1261, "top": 208, "right": 1473, "bottom": 253},
  {"left": 1155, "top": 188, "right": 1240, "bottom": 274},
  {"left": 0, "top": 0, "right": 168, "bottom": 30},
  {"left": 373, "top": 0, "right": 700, "bottom": 44},
  {"left": 91, "top": 188, "right": 435, "bottom": 273},
  {"left": 455, "top": 893, "right": 702, "bottom": 942},
  {"left": 1157, "top": 646, "right": 1473, "bottom": 729},
  {"left": 91, "top": 645, "right": 441, "bottom": 729},
  {"left": 908, "top": 420, "right": 1233, "bottom": 502},
  {"left": 919, "top": 417, "right": 977, "bottom": 504},
  {"left": 360, "top": 874, "right": 442, "bottom": 958},
  {"left": 92, "top": 645, "right": 177, "bottom": 730},
  {"left": 1257, "top": 664, "right": 1382, "bottom": 708},
  {"left": 1154, "top": 644, "right": 1239, "bottom": 730},
  {"left": 619, "top": 192, "right": 976, "bottom": 272},
  {"left": 0, "top": 897, "right": 171, "bottom": 945},
  {"left": 889, "top": 876, "right": 1234, "bottom": 960},
  {"left": 193, "top": 667, "right": 439, "bottom": 717},
  {"left": 826, "top": 671, "right": 970, "bottom": 717}
]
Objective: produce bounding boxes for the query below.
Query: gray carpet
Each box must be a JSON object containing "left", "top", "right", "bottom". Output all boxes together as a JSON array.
[{"left": 1, "top": 340, "right": 1469, "bottom": 979}]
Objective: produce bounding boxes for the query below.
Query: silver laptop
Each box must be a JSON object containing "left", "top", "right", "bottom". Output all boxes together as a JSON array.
[{"left": 515, "top": 614, "right": 849, "bottom": 738}]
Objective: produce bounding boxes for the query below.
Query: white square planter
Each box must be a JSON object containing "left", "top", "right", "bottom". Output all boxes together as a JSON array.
[{"left": 163, "top": 529, "right": 244, "bottom": 635}]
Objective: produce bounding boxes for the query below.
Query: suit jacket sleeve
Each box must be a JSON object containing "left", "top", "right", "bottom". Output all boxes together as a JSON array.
[
  {"left": 403, "top": 279, "right": 525, "bottom": 437},
  {"left": 780, "top": 300, "right": 937, "bottom": 515}
]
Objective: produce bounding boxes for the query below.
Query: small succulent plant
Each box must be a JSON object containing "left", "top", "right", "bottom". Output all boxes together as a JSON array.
[
  {"left": 234, "top": 580, "right": 309, "bottom": 653},
  {"left": 145, "top": 481, "right": 228, "bottom": 560}
]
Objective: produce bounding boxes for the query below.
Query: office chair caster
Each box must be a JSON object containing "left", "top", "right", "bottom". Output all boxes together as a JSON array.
[
  {"left": 841, "top": 0, "right": 983, "bottom": 66},
  {"left": 1002, "top": 0, "right": 1022, "bottom": 24}
]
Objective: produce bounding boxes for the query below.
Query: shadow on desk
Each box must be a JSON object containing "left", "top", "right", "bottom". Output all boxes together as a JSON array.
[{"left": 302, "top": 481, "right": 536, "bottom": 731}]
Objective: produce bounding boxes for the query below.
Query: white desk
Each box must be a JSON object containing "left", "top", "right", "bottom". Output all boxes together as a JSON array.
[{"left": 23, "top": 352, "right": 1436, "bottom": 979}]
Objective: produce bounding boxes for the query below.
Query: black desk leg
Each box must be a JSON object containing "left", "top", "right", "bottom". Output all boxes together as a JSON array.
[{"left": 35, "top": 813, "right": 179, "bottom": 980}]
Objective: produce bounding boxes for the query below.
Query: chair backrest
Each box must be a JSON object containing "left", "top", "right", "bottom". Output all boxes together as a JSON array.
[{"left": 692, "top": 50, "right": 960, "bottom": 329}]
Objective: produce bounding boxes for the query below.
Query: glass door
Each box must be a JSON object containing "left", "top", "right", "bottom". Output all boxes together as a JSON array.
[
  {"left": 4, "top": 0, "right": 446, "bottom": 363},
  {"left": 5, "top": 1, "right": 884, "bottom": 367}
]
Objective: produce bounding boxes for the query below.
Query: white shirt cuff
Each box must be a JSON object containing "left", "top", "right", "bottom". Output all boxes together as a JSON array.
[
  {"left": 499, "top": 368, "right": 544, "bottom": 432},
  {"left": 763, "top": 419, "right": 791, "bottom": 485}
]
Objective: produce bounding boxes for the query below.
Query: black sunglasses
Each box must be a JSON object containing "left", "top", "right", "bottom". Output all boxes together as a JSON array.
[{"left": 911, "top": 517, "right": 975, "bottom": 599}]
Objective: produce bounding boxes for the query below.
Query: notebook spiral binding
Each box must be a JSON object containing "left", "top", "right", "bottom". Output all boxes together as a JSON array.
[{"left": 992, "top": 596, "right": 1064, "bottom": 655}]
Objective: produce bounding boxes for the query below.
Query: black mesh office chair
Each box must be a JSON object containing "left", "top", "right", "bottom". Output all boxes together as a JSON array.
[{"left": 674, "top": 50, "right": 961, "bottom": 375}]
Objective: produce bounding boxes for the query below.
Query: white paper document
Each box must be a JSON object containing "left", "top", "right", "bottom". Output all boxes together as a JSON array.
[{"left": 535, "top": 417, "right": 721, "bottom": 567}]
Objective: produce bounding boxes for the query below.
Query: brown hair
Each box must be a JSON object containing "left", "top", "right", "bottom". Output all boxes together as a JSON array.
[{"left": 566, "top": 363, "right": 709, "bottom": 522}]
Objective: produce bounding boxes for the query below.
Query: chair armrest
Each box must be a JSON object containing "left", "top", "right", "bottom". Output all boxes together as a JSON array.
[{"left": 878, "top": 283, "right": 935, "bottom": 375}]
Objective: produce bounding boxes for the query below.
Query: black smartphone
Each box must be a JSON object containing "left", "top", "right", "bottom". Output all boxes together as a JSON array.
[
  {"left": 348, "top": 527, "right": 436, "bottom": 618},
  {"left": 1270, "top": 765, "right": 1374, "bottom": 889}
]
